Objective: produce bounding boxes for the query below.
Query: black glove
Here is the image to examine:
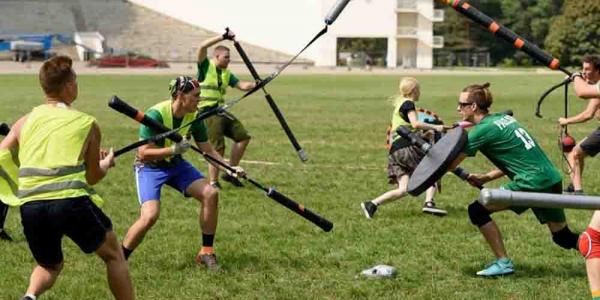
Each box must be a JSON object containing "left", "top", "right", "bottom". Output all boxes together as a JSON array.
[{"left": 222, "top": 28, "right": 235, "bottom": 40}]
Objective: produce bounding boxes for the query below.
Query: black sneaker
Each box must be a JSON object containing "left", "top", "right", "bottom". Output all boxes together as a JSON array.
[
  {"left": 0, "top": 229, "right": 12, "bottom": 241},
  {"left": 361, "top": 201, "right": 377, "bottom": 219},
  {"left": 21, "top": 296, "right": 35, "bottom": 300},
  {"left": 196, "top": 253, "right": 219, "bottom": 271},
  {"left": 422, "top": 201, "right": 448, "bottom": 217},
  {"left": 221, "top": 173, "right": 244, "bottom": 187}
]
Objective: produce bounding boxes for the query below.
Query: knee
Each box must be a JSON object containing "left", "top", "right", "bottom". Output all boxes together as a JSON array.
[
  {"left": 140, "top": 212, "right": 159, "bottom": 229},
  {"left": 40, "top": 261, "right": 64, "bottom": 273},
  {"left": 468, "top": 201, "right": 492, "bottom": 227},
  {"left": 552, "top": 225, "right": 579, "bottom": 250}
]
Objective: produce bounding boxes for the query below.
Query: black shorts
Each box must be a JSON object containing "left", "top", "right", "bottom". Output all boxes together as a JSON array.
[
  {"left": 20, "top": 196, "right": 113, "bottom": 266},
  {"left": 581, "top": 127, "right": 600, "bottom": 157}
]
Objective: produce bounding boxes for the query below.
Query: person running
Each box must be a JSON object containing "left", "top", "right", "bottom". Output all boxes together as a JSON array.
[
  {"left": 571, "top": 71, "right": 600, "bottom": 299},
  {"left": 450, "top": 82, "right": 580, "bottom": 277},
  {"left": 196, "top": 29, "right": 255, "bottom": 189},
  {"left": 0, "top": 55, "right": 134, "bottom": 300},
  {"left": 361, "top": 77, "right": 447, "bottom": 219},
  {"left": 559, "top": 55, "right": 600, "bottom": 195},
  {"left": 121, "top": 76, "right": 244, "bottom": 271}
]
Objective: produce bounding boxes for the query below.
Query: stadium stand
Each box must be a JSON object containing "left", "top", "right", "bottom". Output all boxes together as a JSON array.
[{"left": 0, "top": 0, "right": 305, "bottom": 64}]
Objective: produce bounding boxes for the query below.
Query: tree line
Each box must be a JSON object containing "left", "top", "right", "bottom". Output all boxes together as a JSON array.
[{"left": 434, "top": 0, "right": 600, "bottom": 67}]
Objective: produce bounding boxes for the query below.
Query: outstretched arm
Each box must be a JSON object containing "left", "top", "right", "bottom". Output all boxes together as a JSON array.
[
  {"left": 559, "top": 98, "right": 600, "bottom": 125},
  {"left": 197, "top": 29, "right": 236, "bottom": 62}
]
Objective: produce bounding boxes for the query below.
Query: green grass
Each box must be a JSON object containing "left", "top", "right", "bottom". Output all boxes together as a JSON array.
[{"left": 0, "top": 73, "right": 597, "bottom": 299}]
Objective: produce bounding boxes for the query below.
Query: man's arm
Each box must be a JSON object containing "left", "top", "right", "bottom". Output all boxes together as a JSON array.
[
  {"left": 235, "top": 81, "right": 256, "bottom": 92},
  {"left": 559, "top": 98, "right": 600, "bottom": 125},
  {"left": 0, "top": 115, "right": 27, "bottom": 150},
  {"left": 197, "top": 30, "right": 236, "bottom": 62},
  {"left": 574, "top": 76, "right": 600, "bottom": 99},
  {"left": 83, "top": 122, "right": 114, "bottom": 185}
]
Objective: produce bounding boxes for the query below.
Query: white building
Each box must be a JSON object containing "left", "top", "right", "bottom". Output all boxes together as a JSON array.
[{"left": 128, "top": 0, "right": 443, "bottom": 69}]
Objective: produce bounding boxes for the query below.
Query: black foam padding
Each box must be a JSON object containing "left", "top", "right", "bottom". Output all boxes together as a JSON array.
[
  {"left": 407, "top": 128, "right": 467, "bottom": 196},
  {"left": 0, "top": 123, "right": 9, "bottom": 136}
]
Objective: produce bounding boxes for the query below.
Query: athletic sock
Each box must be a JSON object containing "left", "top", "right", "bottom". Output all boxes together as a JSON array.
[
  {"left": 122, "top": 245, "right": 133, "bottom": 260},
  {"left": 23, "top": 294, "right": 37, "bottom": 300},
  {"left": 200, "top": 233, "right": 215, "bottom": 255},
  {"left": 592, "top": 289, "right": 600, "bottom": 300}
]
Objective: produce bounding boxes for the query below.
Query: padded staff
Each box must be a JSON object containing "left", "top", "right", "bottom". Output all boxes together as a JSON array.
[
  {"left": 441, "top": 0, "right": 571, "bottom": 75},
  {"left": 479, "top": 188, "right": 600, "bottom": 210},
  {"left": 233, "top": 41, "right": 308, "bottom": 162},
  {"left": 108, "top": 96, "right": 333, "bottom": 232},
  {"left": 0, "top": 123, "right": 9, "bottom": 136}
]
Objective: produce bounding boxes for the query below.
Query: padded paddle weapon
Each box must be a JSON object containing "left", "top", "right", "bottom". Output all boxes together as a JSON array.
[
  {"left": 108, "top": 96, "right": 333, "bottom": 232},
  {"left": 440, "top": 0, "right": 571, "bottom": 76},
  {"left": 0, "top": 123, "right": 9, "bottom": 136},
  {"left": 233, "top": 40, "right": 308, "bottom": 163},
  {"left": 218, "top": 0, "right": 351, "bottom": 162}
]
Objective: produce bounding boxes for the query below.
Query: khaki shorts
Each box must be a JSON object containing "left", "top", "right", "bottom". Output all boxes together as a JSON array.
[
  {"left": 204, "top": 111, "right": 250, "bottom": 151},
  {"left": 387, "top": 145, "right": 424, "bottom": 184}
]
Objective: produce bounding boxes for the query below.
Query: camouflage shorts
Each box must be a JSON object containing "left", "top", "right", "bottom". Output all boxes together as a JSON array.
[{"left": 387, "top": 145, "right": 425, "bottom": 184}]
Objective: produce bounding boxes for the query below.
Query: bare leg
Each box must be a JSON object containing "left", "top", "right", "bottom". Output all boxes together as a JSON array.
[
  {"left": 586, "top": 258, "right": 600, "bottom": 292},
  {"left": 122, "top": 200, "right": 160, "bottom": 251},
  {"left": 208, "top": 148, "right": 225, "bottom": 184},
  {"left": 371, "top": 175, "right": 409, "bottom": 206},
  {"left": 24, "top": 262, "right": 63, "bottom": 298},
  {"left": 186, "top": 179, "right": 219, "bottom": 236},
  {"left": 479, "top": 204, "right": 510, "bottom": 259},
  {"left": 569, "top": 144, "right": 587, "bottom": 191},
  {"left": 479, "top": 221, "right": 508, "bottom": 258},
  {"left": 229, "top": 138, "right": 250, "bottom": 167},
  {"left": 424, "top": 185, "right": 436, "bottom": 203},
  {"left": 96, "top": 231, "right": 135, "bottom": 300}
]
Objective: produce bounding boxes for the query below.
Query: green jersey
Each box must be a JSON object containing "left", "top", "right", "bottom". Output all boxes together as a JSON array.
[
  {"left": 463, "top": 113, "right": 561, "bottom": 191},
  {"left": 139, "top": 109, "right": 208, "bottom": 146}
]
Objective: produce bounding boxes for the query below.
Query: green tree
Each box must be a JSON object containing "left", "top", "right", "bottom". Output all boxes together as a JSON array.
[{"left": 545, "top": 0, "right": 600, "bottom": 66}]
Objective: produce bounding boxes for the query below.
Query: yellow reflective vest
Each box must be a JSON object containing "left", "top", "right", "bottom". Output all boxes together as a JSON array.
[
  {"left": 390, "top": 98, "right": 415, "bottom": 144},
  {"left": 147, "top": 100, "right": 197, "bottom": 161},
  {"left": 17, "top": 104, "right": 104, "bottom": 206},
  {"left": 199, "top": 60, "right": 231, "bottom": 109}
]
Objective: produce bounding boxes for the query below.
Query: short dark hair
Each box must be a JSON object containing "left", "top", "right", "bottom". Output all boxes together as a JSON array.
[
  {"left": 582, "top": 55, "right": 600, "bottom": 71},
  {"left": 213, "top": 45, "right": 230, "bottom": 55},
  {"left": 462, "top": 82, "right": 493, "bottom": 112},
  {"left": 39, "top": 56, "right": 75, "bottom": 96}
]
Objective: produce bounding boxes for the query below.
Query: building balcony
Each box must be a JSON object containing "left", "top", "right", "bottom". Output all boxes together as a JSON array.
[
  {"left": 397, "top": 0, "right": 417, "bottom": 11},
  {"left": 432, "top": 9, "right": 444, "bottom": 22},
  {"left": 432, "top": 36, "right": 444, "bottom": 48},
  {"left": 397, "top": 26, "right": 418, "bottom": 38}
]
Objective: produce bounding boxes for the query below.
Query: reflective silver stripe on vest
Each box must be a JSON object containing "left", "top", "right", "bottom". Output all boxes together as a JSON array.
[
  {"left": 0, "top": 166, "right": 17, "bottom": 194},
  {"left": 19, "top": 165, "right": 86, "bottom": 177},
  {"left": 200, "top": 85, "right": 220, "bottom": 91},
  {"left": 18, "top": 180, "right": 94, "bottom": 198},
  {"left": 200, "top": 96, "right": 222, "bottom": 101}
]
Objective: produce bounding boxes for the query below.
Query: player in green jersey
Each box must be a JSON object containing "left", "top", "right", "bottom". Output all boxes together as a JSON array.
[{"left": 449, "top": 82, "right": 580, "bottom": 277}]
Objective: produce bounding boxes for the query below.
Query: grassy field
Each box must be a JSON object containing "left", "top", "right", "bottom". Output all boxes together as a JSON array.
[{"left": 0, "top": 73, "right": 598, "bottom": 299}]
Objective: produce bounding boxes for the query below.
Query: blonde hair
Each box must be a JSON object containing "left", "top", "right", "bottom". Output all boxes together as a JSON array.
[{"left": 391, "top": 77, "right": 420, "bottom": 105}]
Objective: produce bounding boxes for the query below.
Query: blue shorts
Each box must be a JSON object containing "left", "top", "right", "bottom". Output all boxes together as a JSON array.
[{"left": 135, "top": 160, "right": 204, "bottom": 204}]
